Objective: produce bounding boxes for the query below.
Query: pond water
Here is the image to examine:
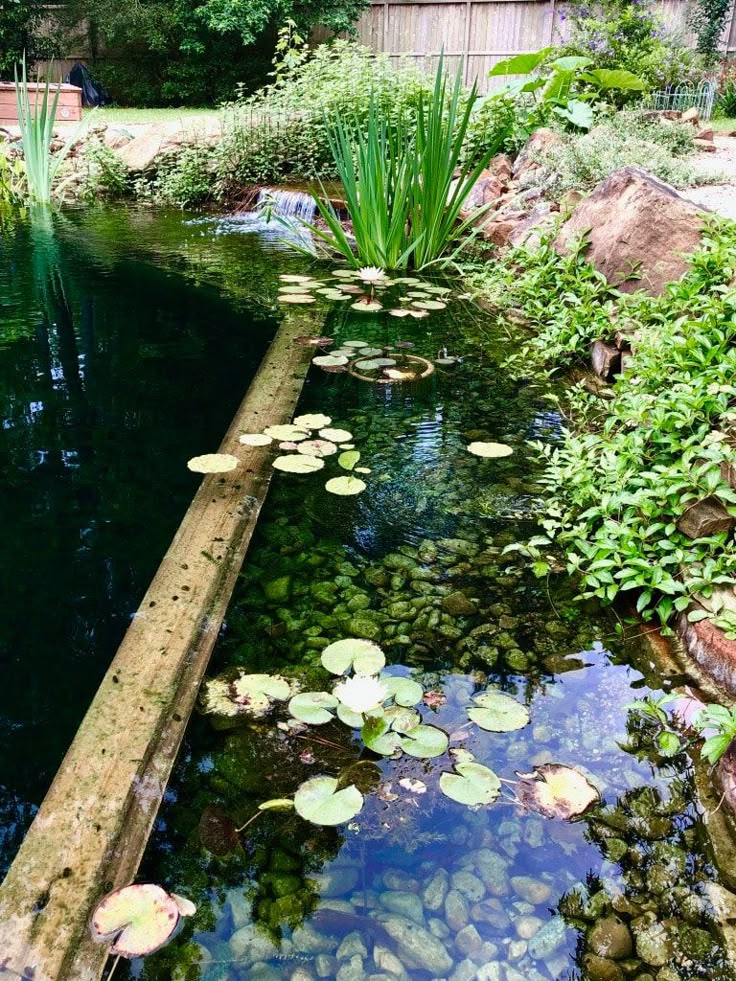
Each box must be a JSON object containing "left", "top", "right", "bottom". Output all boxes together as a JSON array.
[
  {"left": 102, "top": 223, "right": 731, "bottom": 980},
  {"left": 1, "top": 205, "right": 733, "bottom": 981},
  {"left": 0, "top": 205, "right": 280, "bottom": 874}
]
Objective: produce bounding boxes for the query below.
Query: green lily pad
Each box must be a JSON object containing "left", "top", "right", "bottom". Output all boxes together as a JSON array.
[
  {"left": 280, "top": 284, "right": 317, "bottom": 294},
  {"left": 187, "top": 453, "right": 239, "bottom": 474},
  {"left": 278, "top": 294, "right": 316, "bottom": 304},
  {"left": 336, "top": 703, "right": 365, "bottom": 728},
  {"left": 279, "top": 274, "right": 313, "bottom": 283},
  {"left": 294, "top": 776, "right": 364, "bottom": 826},
  {"left": 325, "top": 476, "right": 366, "bottom": 496},
  {"left": 342, "top": 340, "right": 370, "bottom": 348},
  {"left": 440, "top": 762, "right": 501, "bottom": 806},
  {"left": 351, "top": 300, "right": 383, "bottom": 312},
  {"left": 362, "top": 715, "right": 402, "bottom": 756},
  {"left": 383, "top": 705, "right": 421, "bottom": 733},
  {"left": 264, "top": 424, "right": 309, "bottom": 442},
  {"left": 202, "top": 672, "right": 291, "bottom": 718},
  {"left": 258, "top": 798, "right": 295, "bottom": 811},
  {"left": 356, "top": 347, "right": 383, "bottom": 357},
  {"left": 382, "top": 676, "right": 424, "bottom": 707},
  {"left": 332, "top": 269, "right": 360, "bottom": 278},
  {"left": 294, "top": 413, "right": 332, "bottom": 430},
  {"left": 239, "top": 433, "right": 273, "bottom": 447},
  {"left": 468, "top": 691, "right": 530, "bottom": 732},
  {"left": 413, "top": 300, "right": 446, "bottom": 311},
  {"left": 319, "top": 428, "right": 353, "bottom": 443},
  {"left": 321, "top": 638, "right": 386, "bottom": 675},
  {"left": 389, "top": 309, "right": 410, "bottom": 318},
  {"left": 400, "top": 724, "right": 449, "bottom": 759},
  {"left": 272, "top": 454, "right": 324, "bottom": 474},
  {"left": 288, "top": 691, "right": 338, "bottom": 725},
  {"left": 467, "top": 442, "right": 513, "bottom": 458},
  {"left": 338, "top": 450, "right": 360, "bottom": 471},
  {"left": 313, "top": 355, "right": 349, "bottom": 367}
]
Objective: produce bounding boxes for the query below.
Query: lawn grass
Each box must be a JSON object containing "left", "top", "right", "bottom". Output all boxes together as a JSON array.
[
  {"left": 84, "top": 107, "right": 222, "bottom": 125},
  {"left": 711, "top": 117, "right": 736, "bottom": 133}
]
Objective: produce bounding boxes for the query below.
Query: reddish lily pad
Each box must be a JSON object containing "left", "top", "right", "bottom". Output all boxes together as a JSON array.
[
  {"left": 90, "top": 883, "right": 195, "bottom": 958},
  {"left": 515, "top": 763, "right": 600, "bottom": 820}
]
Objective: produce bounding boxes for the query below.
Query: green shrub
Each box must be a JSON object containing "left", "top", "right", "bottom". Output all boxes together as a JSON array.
[
  {"left": 148, "top": 144, "right": 216, "bottom": 207},
  {"left": 716, "top": 62, "right": 736, "bottom": 118},
  {"left": 77, "top": 139, "right": 130, "bottom": 200},
  {"left": 533, "top": 121, "right": 701, "bottom": 193}
]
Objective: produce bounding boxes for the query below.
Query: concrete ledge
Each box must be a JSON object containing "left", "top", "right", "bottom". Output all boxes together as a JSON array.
[{"left": 0, "top": 315, "right": 314, "bottom": 981}]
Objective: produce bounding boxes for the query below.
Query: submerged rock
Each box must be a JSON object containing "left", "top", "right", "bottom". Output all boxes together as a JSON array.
[
  {"left": 587, "top": 917, "right": 633, "bottom": 960},
  {"left": 379, "top": 913, "right": 453, "bottom": 974},
  {"left": 527, "top": 915, "right": 568, "bottom": 959},
  {"left": 422, "top": 868, "right": 450, "bottom": 911},
  {"left": 229, "top": 923, "right": 279, "bottom": 965}
]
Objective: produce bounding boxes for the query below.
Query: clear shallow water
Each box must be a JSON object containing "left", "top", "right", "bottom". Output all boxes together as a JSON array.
[{"left": 105, "top": 248, "right": 735, "bottom": 980}]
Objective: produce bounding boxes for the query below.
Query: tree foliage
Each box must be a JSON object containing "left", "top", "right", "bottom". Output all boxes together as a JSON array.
[{"left": 0, "top": 0, "right": 57, "bottom": 77}]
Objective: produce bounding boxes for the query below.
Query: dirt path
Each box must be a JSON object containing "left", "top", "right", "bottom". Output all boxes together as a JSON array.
[{"left": 683, "top": 134, "right": 736, "bottom": 221}]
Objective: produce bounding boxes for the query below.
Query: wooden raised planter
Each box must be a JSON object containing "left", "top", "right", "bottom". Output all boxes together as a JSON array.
[{"left": 0, "top": 82, "right": 82, "bottom": 127}]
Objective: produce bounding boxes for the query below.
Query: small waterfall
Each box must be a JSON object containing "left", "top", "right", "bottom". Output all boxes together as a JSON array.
[{"left": 257, "top": 188, "right": 316, "bottom": 223}]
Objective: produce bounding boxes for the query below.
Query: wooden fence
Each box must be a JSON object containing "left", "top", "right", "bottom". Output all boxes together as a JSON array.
[{"left": 343, "top": 0, "right": 736, "bottom": 92}]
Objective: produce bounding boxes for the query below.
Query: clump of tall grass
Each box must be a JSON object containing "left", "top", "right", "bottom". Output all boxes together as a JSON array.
[
  {"left": 14, "top": 57, "right": 77, "bottom": 203},
  {"left": 299, "top": 59, "right": 503, "bottom": 270}
]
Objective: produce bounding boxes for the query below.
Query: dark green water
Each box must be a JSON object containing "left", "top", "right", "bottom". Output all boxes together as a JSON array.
[
  {"left": 0, "top": 205, "right": 283, "bottom": 874},
  {"left": 1, "top": 206, "right": 733, "bottom": 981}
]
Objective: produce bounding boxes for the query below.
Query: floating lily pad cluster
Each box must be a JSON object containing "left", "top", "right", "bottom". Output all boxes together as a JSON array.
[
  {"left": 276, "top": 268, "right": 452, "bottom": 319},
  {"left": 207, "top": 637, "right": 600, "bottom": 829}
]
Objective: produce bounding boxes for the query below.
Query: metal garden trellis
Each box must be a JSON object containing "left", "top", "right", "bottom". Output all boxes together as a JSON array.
[{"left": 644, "top": 80, "right": 719, "bottom": 120}]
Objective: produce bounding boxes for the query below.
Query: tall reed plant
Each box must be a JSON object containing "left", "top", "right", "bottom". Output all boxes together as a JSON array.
[
  {"left": 14, "top": 57, "right": 76, "bottom": 204},
  {"left": 300, "top": 59, "right": 501, "bottom": 270}
]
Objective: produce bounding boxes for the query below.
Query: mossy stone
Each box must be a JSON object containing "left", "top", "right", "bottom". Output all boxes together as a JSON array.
[{"left": 263, "top": 576, "right": 292, "bottom": 603}]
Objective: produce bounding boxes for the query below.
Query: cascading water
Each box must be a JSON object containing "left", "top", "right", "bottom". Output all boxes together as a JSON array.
[{"left": 185, "top": 186, "right": 316, "bottom": 248}]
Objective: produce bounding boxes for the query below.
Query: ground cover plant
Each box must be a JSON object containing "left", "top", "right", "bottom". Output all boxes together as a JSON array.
[{"left": 468, "top": 219, "right": 736, "bottom": 631}]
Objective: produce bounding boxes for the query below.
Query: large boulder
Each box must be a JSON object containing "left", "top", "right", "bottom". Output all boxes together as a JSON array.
[{"left": 555, "top": 167, "right": 707, "bottom": 295}]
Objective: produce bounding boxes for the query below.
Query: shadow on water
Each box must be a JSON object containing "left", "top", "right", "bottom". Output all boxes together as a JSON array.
[{"left": 0, "top": 205, "right": 281, "bottom": 874}]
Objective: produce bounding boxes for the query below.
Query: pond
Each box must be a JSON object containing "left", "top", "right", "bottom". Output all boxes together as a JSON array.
[{"left": 1, "top": 204, "right": 733, "bottom": 981}]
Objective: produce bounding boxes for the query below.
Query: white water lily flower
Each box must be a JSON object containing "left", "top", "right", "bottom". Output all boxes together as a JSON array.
[
  {"left": 357, "top": 266, "right": 386, "bottom": 284},
  {"left": 334, "top": 675, "right": 388, "bottom": 714}
]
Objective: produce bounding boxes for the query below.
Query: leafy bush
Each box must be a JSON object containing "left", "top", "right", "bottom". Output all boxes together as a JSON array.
[
  {"left": 533, "top": 122, "right": 701, "bottom": 193},
  {"left": 77, "top": 140, "right": 130, "bottom": 200},
  {"left": 716, "top": 61, "right": 736, "bottom": 118},
  {"left": 471, "top": 219, "right": 736, "bottom": 630},
  {"left": 558, "top": 0, "right": 712, "bottom": 90},
  {"left": 151, "top": 145, "right": 215, "bottom": 207}
]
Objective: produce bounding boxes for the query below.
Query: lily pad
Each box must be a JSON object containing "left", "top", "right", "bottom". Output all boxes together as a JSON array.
[
  {"left": 400, "top": 724, "right": 449, "bottom": 759},
  {"left": 298, "top": 439, "right": 338, "bottom": 458},
  {"left": 202, "top": 672, "right": 291, "bottom": 718},
  {"left": 362, "top": 715, "right": 402, "bottom": 756},
  {"left": 342, "top": 340, "right": 370, "bottom": 348},
  {"left": 239, "top": 433, "right": 273, "bottom": 447},
  {"left": 515, "top": 763, "right": 600, "bottom": 820},
  {"left": 409, "top": 310, "right": 429, "bottom": 319},
  {"left": 440, "top": 762, "right": 501, "bottom": 807},
  {"left": 294, "top": 413, "right": 332, "bottom": 430},
  {"left": 467, "top": 442, "right": 514, "bottom": 458},
  {"left": 382, "top": 676, "right": 424, "bottom": 707},
  {"left": 389, "top": 309, "right": 410, "bottom": 318},
  {"left": 337, "top": 703, "right": 365, "bottom": 728},
  {"left": 338, "top": 450, "right": 360, "bottom": 471},
  {"left": 258, "top": 798, "right": 295, "bottom": 811},
  {"left": 334, "top": 675, "right": 388, "bottom": 713},
  {"left": 325, "top": 476, "right": 367, "bottom": 496},
  {"left": 355, "top": 358, "right": 396, "bottom": 370},
  {"left": 351, "top": 300, "right": 383, "bottom": 312},
  {"left": 319, "top": 428, "right": 353, "bottom": 443},
  {"left": 280, "top": 284, "right": 318, "bottom": 294},
  {"left": 294, "top": 775, "right": 364, "bottom": 826},
  {"left": 278, "top": 294, "right": 316, "bottom": 304},
  {"left": 324, "top": 290, "right": 351, "bottom": 300},
  {"left": 383, "top": 705, "right": 421, "bottom": 733},
  {"left": 468, "top": 691, "right": 530, "bottom": 732},
  {"left": 279, "top": 441, "right": 299, "bottom": 451},
  {"left": 288, "top": 691, "right": 338, "bottom": 725},
  {"left": 90, "top": 884, "right": 195, "bottom": 958},
  {"left": 321, "top": 638, "right": 386, "bottom": 675},
  {"left": 332, "top": 269, "right": 360, "bottom": 278},
  {"left": 356, "top": 347, "right": 383, "bottom": 357},
  {"left": 264, "top": 424, "right": 309, "bottom": 442},
  {"left": 272, "top": 454, "right": 324, "bottom": 474},
  {"left": 355, "top": 466, "right": 371, "bottom": 474},
  {"left": 187, "top": 453, "right": 239, "bottom": 474},
  {"left": 413, "top": 300, "right": 447, "bottom": 311},
  {"left": 279, "top": 274, "right": 314, "bottom": 283},
  {"left": 313, "top": 355, "right": 349, "bottom": 367}
]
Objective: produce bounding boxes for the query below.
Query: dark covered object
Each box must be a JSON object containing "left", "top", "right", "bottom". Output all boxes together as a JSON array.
[{"left": 64, "top": 63, "right": 111, "bottom": 107}]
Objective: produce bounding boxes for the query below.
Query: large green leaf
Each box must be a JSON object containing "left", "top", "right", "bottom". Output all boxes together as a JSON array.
[
  {"left": 553, "top": 100, "right": 595, "bottom": 131},
  {"left": 288, "top": 691, "right": 338, "bottom": 725},
  {"left": 586, "top": 68, "right": 645, "bottom": 91},
  {"left": 362, "top": 715, "right": 402, "bottom": 755},
  {"left": 440, "top": 762, "right": 502, "bottom": 806},
  {"left": 488, "top": 47, "right": 554, "bottom": 77},
  {"left": 294, "top": 776, "right": 364, "bottom": 826},
  {"left": 467, "top": 691, "right": 530, "bottom": 732},
  {"left": 321, "top": 638, "right": 386, "bottom": 675},
  {"left": 382, "top": 676, "right": 424, "bottom": 707},
  {"left": 549, "top": 56, "right": 594, "bottom": 72},
  {"left": 400, "top": 724, "right": 449, "bottom": 759}
]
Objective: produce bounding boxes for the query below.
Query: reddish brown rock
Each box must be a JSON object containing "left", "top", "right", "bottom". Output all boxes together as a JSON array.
[
  {"left": 481, "top": 217, "right": 523, "bottom": 246},
  {"left": 677, "top": 610, "right": 736, "bottom": 697},
  {"left": 696, "top": 128, "right": 715, "bottom": 142},
  {"left": 513, "top": 127, "right": 564, "bottom": 178},
  {"left": 489, "top": 153, "right": 514, "bottom": 181},
  {"left": 507, "top": 202, "right": 555, "bottom": 250},
  {"left": 694, "top": 138, "right": 717, "bottom": 152},
  {"left": 555, "top": 167, "right": 707, "bottom": 295},
  {"left": 682, "top": 106, "right": 700, "bottom": 124},
  {"left": 677, "top": 496, "right": 734, "bottom": 539}
]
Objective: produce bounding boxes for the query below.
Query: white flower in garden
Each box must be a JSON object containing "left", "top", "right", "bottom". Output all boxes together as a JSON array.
[
  {"left": 334, "top": 675, "right": 388, "bottom": 714},
  {"left": 358, "top": 266, "right": 386, "bottom": 284}
]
